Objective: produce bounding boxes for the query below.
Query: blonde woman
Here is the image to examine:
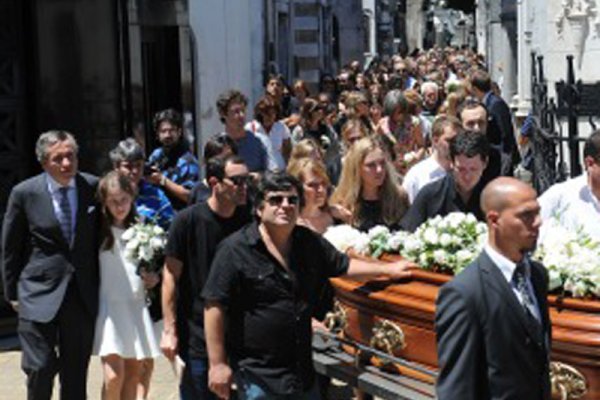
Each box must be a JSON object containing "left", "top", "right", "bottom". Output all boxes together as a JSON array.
[
  {"left": 287, "top": 158, "right": 335, "bottom": 234},
  {"left": 331, "top": 136, "right": 409, "bottom": 231}
]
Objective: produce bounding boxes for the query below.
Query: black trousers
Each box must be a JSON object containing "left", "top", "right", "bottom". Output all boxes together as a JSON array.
[{"left": 18, "top": 282, "right": 95, "bottom": 400}]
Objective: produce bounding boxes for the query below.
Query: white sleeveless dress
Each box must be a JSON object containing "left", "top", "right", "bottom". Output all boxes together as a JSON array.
[{"left": 93, "top": 226, "right": 160, "bottom": 359}]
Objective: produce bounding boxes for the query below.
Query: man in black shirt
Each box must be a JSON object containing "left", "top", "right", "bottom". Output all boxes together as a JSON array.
[
  {"left": 402, "top": 131, "right": 489, "bottom": 232},
  {"left": 161, "top": 155, "right": 251, "bottom": 400},
  {"left": 203, "top": 172, "right": 417, "bottom": 399}
]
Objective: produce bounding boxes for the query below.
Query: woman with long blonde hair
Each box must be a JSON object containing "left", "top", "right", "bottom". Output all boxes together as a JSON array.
[{"left": 331, "top": 136, "right": 409, "bottom": 231}]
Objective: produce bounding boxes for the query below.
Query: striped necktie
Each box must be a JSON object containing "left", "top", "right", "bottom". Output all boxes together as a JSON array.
[
  {"left": 58, "top": 187, "right": 72, "bottom": 244},
  {"left": 514, "top": 261, "right": 541, "bottom": 325}
]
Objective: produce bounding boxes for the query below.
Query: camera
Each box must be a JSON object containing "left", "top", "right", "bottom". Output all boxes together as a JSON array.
[{"left": 143, "top": 163, "right": 158, "bottom": 176}]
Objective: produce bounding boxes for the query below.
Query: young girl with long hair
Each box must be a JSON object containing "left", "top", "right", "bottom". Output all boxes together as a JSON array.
[
  {"left": 93, "top": 171, "right": 160, "bottom": 400},
  {"left": 331, "top": 136, "right": 409, "bottom": 231}
]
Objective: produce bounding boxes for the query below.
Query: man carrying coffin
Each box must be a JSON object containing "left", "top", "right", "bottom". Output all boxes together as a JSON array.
[{"left": 435, "top": 177, "right": 551, "bottom": 400}]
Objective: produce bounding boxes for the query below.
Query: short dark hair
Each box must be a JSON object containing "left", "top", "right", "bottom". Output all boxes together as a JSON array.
[
  {"left": 206, "top": 154, "right": 245, "bottom": 181},
  {"left": 153, "top": 108, "right": 183, "bottom": 132},
  {"left": 457, "top": 97, "right": 488, "bottom": 120},
  {"left": 216, "top": 90, "right": 248, "bottom": 123},
  {"left": 449, "top": 131, "right": 489, "bottom": 161},
  {"left": 203, "top": 135, "right": 238, "bottom": 164},
  {"left": 583, "top": 129, "right": 600, "bottom": 161},
  {"left": 469, "top": 69, "right": 492, "bottom": 93},
  {"left": 255, "top": 172, "right": 304, "bottom": 210},
  {"left": 253, "top": 96, "right": 280, "bottom": 124}
]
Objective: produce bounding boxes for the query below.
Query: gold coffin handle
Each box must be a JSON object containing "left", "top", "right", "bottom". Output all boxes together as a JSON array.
[
  {"left": 550, "top": 361, "right": 588, "bottom": 400},
  {"left": 369, "top": 319, "right": 406, "bottom": 361},
  {"left": 323, "top": 300, "right": 347, "bottom": 334}
]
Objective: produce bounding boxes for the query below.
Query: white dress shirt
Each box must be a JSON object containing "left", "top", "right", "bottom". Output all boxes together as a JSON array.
[
  {"left": 538, "top": 174, "right": 600, "bottom": 240},
  {"left": 402, "top": 156, "right": 447, "bottom": 203}
]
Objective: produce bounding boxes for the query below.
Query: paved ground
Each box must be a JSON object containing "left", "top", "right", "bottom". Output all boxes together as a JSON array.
[
  {"left": 0, "top": 335, "right": 178, "bottom": 400},
  {"left": 0, "top": 335, "right": 355, "bottom": 400}
]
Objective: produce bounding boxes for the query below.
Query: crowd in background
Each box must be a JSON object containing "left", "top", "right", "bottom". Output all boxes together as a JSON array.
[{"left": 4, "top": 45, "right": 533, "bottom": 400}]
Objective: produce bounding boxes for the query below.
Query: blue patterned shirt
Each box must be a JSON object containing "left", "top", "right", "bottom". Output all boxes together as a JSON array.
[
  {"left": 148, "top": 143, "right": 200, "bottom": 209},
  {"left": 136, "top": 180, "right": 175, "bottom": 229}
]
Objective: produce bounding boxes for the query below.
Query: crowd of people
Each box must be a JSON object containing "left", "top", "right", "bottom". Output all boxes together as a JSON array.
[{"left": 3, "top": 45, "right": 600, "bottom": 400}]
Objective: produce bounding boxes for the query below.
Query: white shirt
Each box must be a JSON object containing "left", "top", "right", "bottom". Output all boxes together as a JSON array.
[
  {"left": 46, "top": 173, "right": 77, "bottom": 237},
  {"left": 538, "top": 174, "right": 600, "bottom": 240},
  {"left": 402, "top": 156, "right": 447, "bottom": 203},
  {"left": 484, "top": 244, "right": 541, "bottom": 323},
  {"left": 245, "top": 120, "right": 291, "bottom": 171}
]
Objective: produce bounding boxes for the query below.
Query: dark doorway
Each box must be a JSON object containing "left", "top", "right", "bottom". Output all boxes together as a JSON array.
[
  {"left": 140, "top": 26, "right": 183, "bottom": 150},
  {"left": 0, "top": 0, "right": 33, "bottom": 335}
]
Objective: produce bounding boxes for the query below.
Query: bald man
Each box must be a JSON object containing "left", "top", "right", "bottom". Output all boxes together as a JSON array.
[{"left": 435, "top": 177, "right": 551, "bottom": 400}]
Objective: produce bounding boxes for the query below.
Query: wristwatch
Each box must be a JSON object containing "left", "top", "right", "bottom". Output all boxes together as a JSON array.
[{"left": 160, "top": 175, "right": 167, "bottom": 186}]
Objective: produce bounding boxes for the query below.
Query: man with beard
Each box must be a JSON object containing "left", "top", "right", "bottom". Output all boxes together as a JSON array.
[
  {"left": 435, "top": 177, "right": 551, "bottom": 400},
  {"left": 147, "top": 108, "right": 200, "bottom": 209},
  {"left": 161, "top": 155, "right": 251, "bottom": 399}
]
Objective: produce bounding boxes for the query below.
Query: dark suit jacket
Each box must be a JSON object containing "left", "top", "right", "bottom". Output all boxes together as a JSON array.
[
  {"left": 435, "top": 251, "right": 551, "bottom": 400},
  {"left": 401, "top": 174, "right": 484, "bottom": 232},
  {"left": 485, "top": 92, "right": 520, "bottom": 175},
  {"left": 1, "top": 172, "right": 99, "bottom": 322}
]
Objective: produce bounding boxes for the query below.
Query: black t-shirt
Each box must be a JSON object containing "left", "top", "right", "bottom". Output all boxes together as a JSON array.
[
  {"left": 202, "top": 222, "right": 349, "bottom": 395},
  {"left": 165, "top": 202, "right": 250, "bottom": 358},
  {"left": 355, "top": 198, "right": 402, "bottom": 232},
  {"left": 401, "top": 174, "right": 484, "bottom": 232}
]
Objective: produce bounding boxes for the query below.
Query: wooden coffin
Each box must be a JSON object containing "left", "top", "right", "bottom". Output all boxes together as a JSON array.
[{"left": 329, "top": 257, "right": 600, "bottom": 400}]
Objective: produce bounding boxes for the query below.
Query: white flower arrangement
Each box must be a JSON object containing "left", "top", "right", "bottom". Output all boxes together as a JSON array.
[
  {"left": 534, "top": 219, "right": 600, "bottom": 298},
  {"left": 323, "top": 212, "right": 486, "bottom": 275},
  {"left": 323, "top": 212, "right": 600, "bottom": 299},
  {"left": 122, "top": 220, "right": 167, "bottom": 274},
  {"left": 400, "top": 212, "right": 487, "bottom": 274},
  {"left": 323, "top": 225, "right": 369, "bottom": 255}
]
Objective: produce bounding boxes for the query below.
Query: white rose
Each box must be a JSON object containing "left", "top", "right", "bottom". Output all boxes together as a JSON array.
[
  {"left": 121, "top": 227, "right": 135, "bottom": 241},
  {"left": 439, "top": 233, "right": 452, "bottom": 247},
  {"left": 152, "top": 225, "right": 164, "bottom": 235},
  {"left": 433, "top": 249, "right": 447, "bottom": 265},
  {"left": 125, "top": 238, "right": 139, "bottom": 252},
  {"left": 150, "top": 237, "right": 164, "bottom": 250},
  {"left": 368, "top": 225, "right": 390, "bottom": 240},
  {"left": 423, "top": 228, "right": 438, "bottom": 245}
]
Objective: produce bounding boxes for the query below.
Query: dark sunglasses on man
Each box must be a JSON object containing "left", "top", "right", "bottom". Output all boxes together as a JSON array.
[
  {"left": 225, "top": 174, "right": 252, "bottom": 186},
  {"left": 265, "top": 194, "right": 300, "bottom": 207}
]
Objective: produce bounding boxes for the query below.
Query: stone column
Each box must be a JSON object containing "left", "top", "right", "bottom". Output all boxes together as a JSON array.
[{"left": 514, "top": 0, "right": 532, "bottom": 117}]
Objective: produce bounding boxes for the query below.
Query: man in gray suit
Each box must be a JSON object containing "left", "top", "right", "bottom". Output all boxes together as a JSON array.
[
  {"left": 2, "top": 131, "right": 99, "bottom": 400},
  {"left": 435, "top": 177, "right": 551, "bottom": 400}
]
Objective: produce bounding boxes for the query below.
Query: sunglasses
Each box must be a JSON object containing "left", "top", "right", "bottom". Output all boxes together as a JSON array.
[
  {"left": 265, "top": 194, "right": 300, "bottom": 206},
  {"left": 225, "top": 175, "right": 251, "bottom": 186}
]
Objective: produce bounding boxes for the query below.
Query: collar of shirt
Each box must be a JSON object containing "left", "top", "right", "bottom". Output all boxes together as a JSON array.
[
  {"left": 45, "top": 173, "right": 75, "bottom": 193},
  {"left": 484, "top": 243, "right": 530, "bottom": 283}
]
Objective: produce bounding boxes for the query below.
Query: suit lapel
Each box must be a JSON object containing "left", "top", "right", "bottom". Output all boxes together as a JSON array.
[
  {"left": 479, "top": 251, "right": 545, "bottom": 350},
  {"left": 36, "top": 174, "right": 70, "bottom": 250},
  {"left": 530, "top": 262, "right": 551, "bottom": 340}
]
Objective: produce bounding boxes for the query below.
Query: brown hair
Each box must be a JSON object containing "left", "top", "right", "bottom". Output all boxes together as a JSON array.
[{"left": 98, "top": 171, "right": 138, "bottom": 250}]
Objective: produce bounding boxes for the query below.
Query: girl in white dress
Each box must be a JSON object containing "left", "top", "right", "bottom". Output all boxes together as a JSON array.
[{"left": 93, "top": 172, "right": 160, "bottom": 400}]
